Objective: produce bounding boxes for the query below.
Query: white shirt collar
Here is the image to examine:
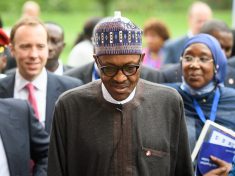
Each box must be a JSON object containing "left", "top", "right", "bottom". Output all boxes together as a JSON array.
[
  {"left": 101, "top": 83, "right": 136, "bottom": 104},
  {"left": 53, "top": 59, "right": 64, "bottom": 75},
  {"left": 15, "top": 67, "right": 47, "bottom": 91}
]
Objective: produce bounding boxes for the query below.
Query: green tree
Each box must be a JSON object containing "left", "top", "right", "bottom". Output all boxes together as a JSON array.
[{"left": 96, "top": 0, "right": 112, "bottom": 16}]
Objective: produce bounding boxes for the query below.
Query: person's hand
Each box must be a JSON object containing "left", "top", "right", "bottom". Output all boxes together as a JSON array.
[{"left": 203, "top": 156, "right": 232, "bottom": 176}]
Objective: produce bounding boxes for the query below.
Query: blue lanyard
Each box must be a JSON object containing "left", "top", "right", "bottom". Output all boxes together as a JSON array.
[{"left": 193, "top": 87, "right": 220, "bottom": 123}]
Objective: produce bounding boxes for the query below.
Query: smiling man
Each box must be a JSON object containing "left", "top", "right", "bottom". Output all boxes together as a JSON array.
[
  {"left": 48, "top": 12, "right": 193, "bottom": 176},
  {"left": 0, "top": 17, "right": 83, "bottom": 133}
]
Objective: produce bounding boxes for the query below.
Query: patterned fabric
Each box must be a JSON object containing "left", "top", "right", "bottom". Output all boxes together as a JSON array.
[{"left": 93, "top": 12, "right": 142, "bottom": 56}]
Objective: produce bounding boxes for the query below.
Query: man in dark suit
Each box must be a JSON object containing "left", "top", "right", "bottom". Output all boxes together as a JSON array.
[
  {"left": 163, "top": 36, "right": 188, "bottom": 64},
  {"left": 64, "top": 61, "right": 164, "bottom": 84},
  {"left": 0, "top": 17, "right": 82, "bottom": 133},
  {"left": 45, "top": 21, "right": 72, "bottom": 75},
  {"left": 163, "top": 1, "right": 212, "bottom": 65},
  {"left": 0, "top": 98, "right": 49, "bottom": 175},
  {"left": 160, "top": 19, "right": 235, "bottom": 89},
  {"left": 0, "top": 72, "right": 82, "bottom": 133}
]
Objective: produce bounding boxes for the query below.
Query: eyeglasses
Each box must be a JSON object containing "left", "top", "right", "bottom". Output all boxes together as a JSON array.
[
  {"left": 181, "top": 55, "right": 213, "bottom": 64},
  {"left": 97, "top": 57, "right": 141, "bottom": 77}
]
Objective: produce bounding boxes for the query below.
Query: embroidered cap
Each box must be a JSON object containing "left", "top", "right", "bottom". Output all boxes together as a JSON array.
[{"left": 93, "top": 11, "right": 142, "bottom": 56}]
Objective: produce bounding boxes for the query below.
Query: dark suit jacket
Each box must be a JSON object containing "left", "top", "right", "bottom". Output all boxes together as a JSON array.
[
  {"left": 163, "top": 35, "right": 188, "bottom": 64},
  {"left": 140, "top": 65, "right": 164, "bottom": 83},
  {"left": 228, "top": 56, "right": 235, "bottom": 68},
  {"left": 64, "top": 62, "right": 94, "bottom": 84},
  {"left": 160, "top": 63, "right": 182, "bottom": 83},
  {"left": 0, "top": 98, "right": 49, "bottom": 176},
  {"left": 64, "top": 61, "right": 164, "bottom": 84},
  {"left": 63, "top": 65, "right": 73, "bottom": 72},
  {"left": 160, "top": 63, "right": 235, "bottom": 89},
  {"left": 0, "top": 72, "right": 83, "bottom": 133}
]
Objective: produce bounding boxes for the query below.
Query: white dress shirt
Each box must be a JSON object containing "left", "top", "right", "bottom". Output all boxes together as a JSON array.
[
  {"left": 0, "top": 136, "right": 10, "bottom": 176},
  {"left": 67, "top": 39, "right": 94, "bottom": 67},
  {"left": 14, "top": 68, "right": 47, "bottom": 126},
  {"left": 102, "top": 83, "right": 136, "bottom": 104},
  {"left": 53, "top": 59, "right": 64, "bottom": 76}
]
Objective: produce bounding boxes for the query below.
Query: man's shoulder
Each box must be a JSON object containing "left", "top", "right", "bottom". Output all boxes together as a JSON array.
[
  {"left": 225, "top": 65, "right": 235, "bottom": 88},
  {"left": 163, "top": 35, "right": 188, "bottom": 64},
  {"left": 5, "top": 68, "right": 16, "bottom": 76},
  {"left": 0, "top": 98, "right": 28, "bottom": 111},
  {"left": 0, "top": 74, "right": 15, "bottom": 88},
  {"left": 164, "top": 35, "right": 188, "bottom": 49},
  {"left": 160, "top": 63, "right": 181, "bottom": 73},
  {"left": 63, "top": 64, "right": 73, "bottom": 72},
  {"left": 159, "top": 63, "right": 182, "bottom": 83},
  {"left": 140, "top": 65, "right": 164, "bottom": 83},
  {"left": 0, "top": 73, "right": 14, "bottom": 82},
  {"left": 140, "top": 79, "right": 182, "bottom": 99},
  {"left": 139, "top": 80, "right": 183, "bottom": 111},
  {"left": 64, "top": 62, "right": 94, "bottom": 77},
  {"left": 48, "top": 72, "right": 83, "bottom": 86},
  {"left": 220, "top": 86, "right": 235, "bottom": 99},
  {"left": 58, "top": 80, "right": 100, "bottom": 102},
  {"left": 228, "top": 56, "right": 235, "bottom": 67}
]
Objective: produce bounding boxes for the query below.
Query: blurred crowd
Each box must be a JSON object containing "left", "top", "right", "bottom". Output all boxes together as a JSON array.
[{"left": 0, "top": 0, "right": 235, "bottom": 176}]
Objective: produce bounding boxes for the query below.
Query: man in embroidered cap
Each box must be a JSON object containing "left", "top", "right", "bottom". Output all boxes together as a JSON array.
[{"left": 48, "top": 12, "right": 193, "bottom": 176}]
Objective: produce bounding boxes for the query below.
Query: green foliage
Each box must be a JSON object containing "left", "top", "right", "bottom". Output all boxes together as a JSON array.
[
  {"left": 0, "top": 0, "right": 232, "bottom": 63},
  {"left": 204, "top": 0, "right": 232, "bottom": 9},
  {"left": 0, "top": 0, "right": 232, "bottom": 14}
]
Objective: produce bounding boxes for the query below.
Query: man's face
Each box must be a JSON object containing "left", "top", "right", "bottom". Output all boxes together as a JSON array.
[
  {"left": 45, "top": 24, "right": 65, "bottom": 61},
  {"left": 11, "top": 24, "right": 48, "bottom": 81},
  {"left": 95, "top": 54, "right": 143, "bottom": 101},
  {"left": 182, "top": 43, "right": 214, "bottom": 89},
  {"left": 189, "top": 7, "right": 212, "bottom": 35},
  {"left": 212, "top": 31, "right": 233, "bottom": 58}
]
